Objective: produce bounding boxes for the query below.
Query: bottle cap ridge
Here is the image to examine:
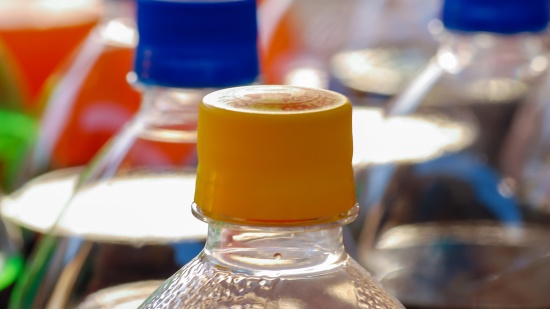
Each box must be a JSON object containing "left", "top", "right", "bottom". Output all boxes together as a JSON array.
[
  {"left": 195, "top": 85, "right": 356, "bottom": 225},
  {"left": 134, "top": 0, "right": 259, "bottom": 88},
  {"left": 442, "top": 0, "right": 549, "bottom": 34}
]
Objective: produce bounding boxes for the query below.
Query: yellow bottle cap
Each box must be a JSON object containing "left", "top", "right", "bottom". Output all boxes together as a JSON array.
[{"left": 194, "top": 85, "right": 356, "bottom": 225}]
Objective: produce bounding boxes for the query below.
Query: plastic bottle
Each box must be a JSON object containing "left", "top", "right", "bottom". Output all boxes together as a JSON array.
[
  {"left": 28, "top": 0, "right": 140, "bottom": 178},
  {"left": 139, "top": 85, "right": 403, "bottom": 308},
  {"left": 0, "top": 0, "right": 139, "bottom": 264},
  {"left": 257, "top": 0, "right": 371, "bottom": 90},
  {"left": 356, "top": 0, "right": 550, "bottom": 307},
  {"left": 330, "top": 0, "right": 440, "bottom": 97},
  {"left": 0, "top": 0, "right": 102, "bottom": 110},
  {"left": 492, "top": 47, "right": 550, "bottom": 309},
  {"left": 7, "top": 0, "right": 259, "bottom": 308},
  {"left": 0, "top": 1, "right": 109, "bottom": 306}
]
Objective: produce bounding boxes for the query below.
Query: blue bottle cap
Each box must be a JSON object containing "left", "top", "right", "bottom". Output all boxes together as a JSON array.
[
  {"left": 442, "top": 0, "right": 549, "bottom": 34},
  {"left": 134, "top": 0, "right": 259, "bottom": 88}
]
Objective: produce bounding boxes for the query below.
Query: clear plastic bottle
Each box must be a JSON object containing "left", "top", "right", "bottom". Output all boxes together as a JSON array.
[
  {"left": 7, "top": 0, "right": 260, "bottom": 308},
  {"left": 139, "top": 85, "right": 403, "bottom": 308},
  {"left": 356, "top": 0, "right": 550, "bottom": 307},
  {"left": 257, "top": 0, "right": 356, "bottom": 90},
  {"left": 330, "top": 0, "right": 440, "bottom": 97}
]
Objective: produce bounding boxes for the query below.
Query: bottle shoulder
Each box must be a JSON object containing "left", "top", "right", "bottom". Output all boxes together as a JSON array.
[
  {"left": 386, "top": 40, "right": 550, "bottom": 117},
  {"left": 140, "top": 254, "right": 403, "bottom": 308}
]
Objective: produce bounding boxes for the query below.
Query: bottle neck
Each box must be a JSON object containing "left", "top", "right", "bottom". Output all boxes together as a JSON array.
[
  {"left": 436, "top": 31, "right": 548, "bottom": 75},
  {"left": 134, "top": 86, "right": 213, "bottom": 135},
  {"left": 203, "top": 222, "right": 348, "bottom": 276}
]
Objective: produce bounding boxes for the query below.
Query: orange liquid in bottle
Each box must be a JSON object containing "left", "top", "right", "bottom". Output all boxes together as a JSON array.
[
  {"left": 51, "top": 48, "right": 140, "bottom": 168},
  {"left": 0, "top": 1, "right": 102, "bottom": 110},
  {"left": 31, "top": 17, "right": 197, "bottom": 179},
  {"left": 34, "top": 19, "right": 140, "bottom": 173}
]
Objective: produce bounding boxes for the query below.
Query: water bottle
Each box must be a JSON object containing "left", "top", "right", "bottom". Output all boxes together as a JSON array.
[
  {"left": 356, "top": 0, "right": 550, "bottom": 307},
  {"left": 140, "top": 85, "right": 403, "bottom": 308},
  {"left": 331, "top": 0, "right": 440, "bottom": 97}
]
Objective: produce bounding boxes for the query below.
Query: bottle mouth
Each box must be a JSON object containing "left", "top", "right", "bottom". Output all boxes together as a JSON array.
[{"left": 191, "top": 202, "right": 359, "bottom": 231}]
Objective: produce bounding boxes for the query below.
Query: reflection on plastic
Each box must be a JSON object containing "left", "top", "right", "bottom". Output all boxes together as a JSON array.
[{"left": 352, "top": 107, "right": 476, "bottom": 166}]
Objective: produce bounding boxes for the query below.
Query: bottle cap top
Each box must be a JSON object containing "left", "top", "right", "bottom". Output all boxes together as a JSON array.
[
  {"left": 134, "top": 0, "right": 259, "bottom": 88},
  {"left": 442, "top": 0, "right": 549, "bottom": 34},
  {"left": 195, "top": 85, "right": 357, "bottom": 226}
]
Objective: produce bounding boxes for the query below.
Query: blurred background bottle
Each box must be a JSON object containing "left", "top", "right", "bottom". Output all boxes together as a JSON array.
[
  {"left": 29, "top": 0, "right": 140, "bottom": 177},
  {"left": 0, "top": 0, "right": 102, "bottom": 112},
  {"left": 258, "top": 0, "right": 358, "bottom": 90},
  {"left": 257, "top": 0, "right": 440, "bottom": 104},
  {"left": 330, "top": 0, "right": 440, "bottom": 100},
  {"left": 7, "top": 0, "right": 260, "bottom": 307},
  {"left": 0, "top": 0, "right": 139, "bottom": 265},
  {"left": 355, "top": 0, "right": 550, "bottom": 307}
]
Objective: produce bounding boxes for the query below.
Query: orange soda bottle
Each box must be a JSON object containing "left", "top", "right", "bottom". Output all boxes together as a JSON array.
[
  {"left": 29, "top": 15, "right": 140, "bottom": 176},
  {"left": 0, "top": 0, "right": 102, "bottom": 111}
]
